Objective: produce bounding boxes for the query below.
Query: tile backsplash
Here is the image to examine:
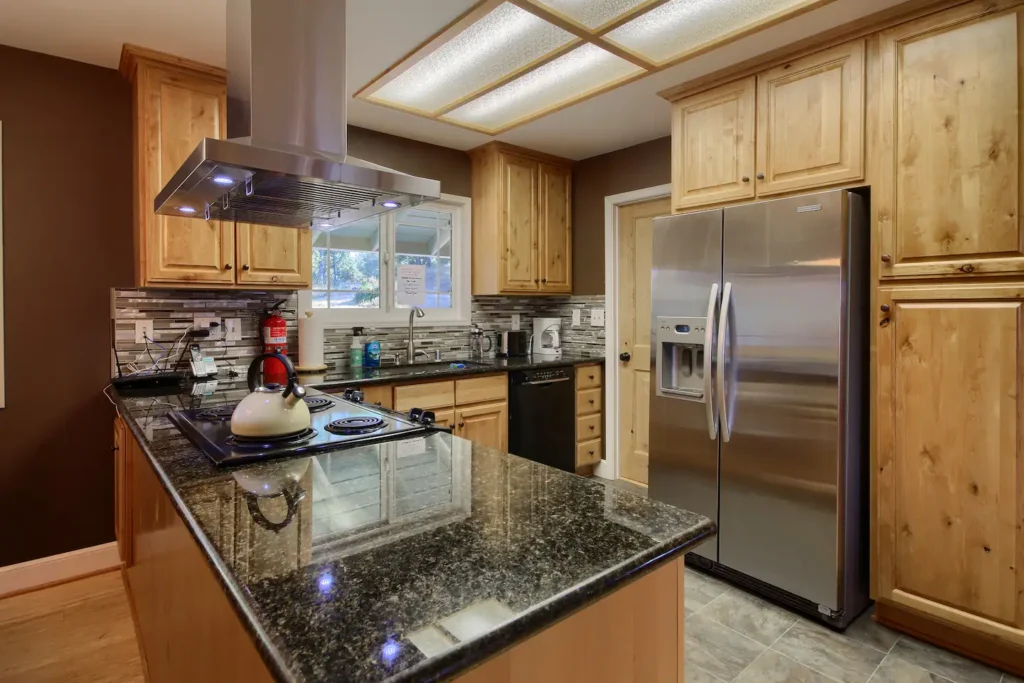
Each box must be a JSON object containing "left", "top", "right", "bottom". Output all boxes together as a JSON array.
[{"left": 112, "top": 289, "right": 606, "bottom": 377}]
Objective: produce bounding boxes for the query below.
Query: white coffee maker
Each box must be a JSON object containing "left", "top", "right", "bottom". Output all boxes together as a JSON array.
[{"left": 531, "top": 317, "right": 562, "bottom": 358}]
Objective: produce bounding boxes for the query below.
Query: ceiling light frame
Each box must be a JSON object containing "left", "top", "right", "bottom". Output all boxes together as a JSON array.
[{"left": 354, "top": 0, "right": 838, "bottom": 135}]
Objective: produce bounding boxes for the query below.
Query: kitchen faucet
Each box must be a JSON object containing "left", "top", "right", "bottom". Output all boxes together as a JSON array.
[{"left": 406, "top": 306, "right": 425, "bottom": 364}]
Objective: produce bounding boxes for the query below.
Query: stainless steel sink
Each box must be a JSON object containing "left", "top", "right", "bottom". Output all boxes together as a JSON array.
[{"left": 371, "top": 360, "right": 489, "bottom": 377}]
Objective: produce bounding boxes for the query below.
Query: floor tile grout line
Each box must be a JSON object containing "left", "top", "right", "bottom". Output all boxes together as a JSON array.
[
  {"left": 730, "top": 619, "right": 797, "bottom": 682},
  {"left": 773, "top": 649, "right": 846, "bottom": 683},
  {"left": 863, "top": 651, "right": 887, "bottom": 683}
]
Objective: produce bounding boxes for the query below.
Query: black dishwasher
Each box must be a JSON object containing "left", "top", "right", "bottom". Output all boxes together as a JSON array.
[{"left": 508, "top": 366, "right": 576, "bottom": 472}]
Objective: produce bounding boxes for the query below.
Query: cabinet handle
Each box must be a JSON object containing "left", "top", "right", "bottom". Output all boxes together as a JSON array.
[
  {"left": 588, "top": 425, "right": 595, "bottom": 431},
  {"left": 588, "top": 450, "right": 595, "bottom": 455},
  {"left": 534, "top": 279, "right": 539, "bottom": 283},
  {"left": 959, "top": 264, "right": 975, "bottom": 274},
  {"left": 224, "top": 263, "right": 233, "bottom": 270},
  {"left": 588, "top": 374, "right": 594, "bottom": 380},
  {"left": 588, "top": 399, "right": 595, "bottom": 405},
  {"left": 243, "top": 264, "right": 251, "bottom": 270},
  {"left": 458, "top": 422, "right": 466, "bottom": 428},
  {"left": 742, "top": 176, "right": 750, "bottom": 183},
  {"left": 756, "top": 173, "right": 765, "bottom": 180},
  {"left": 880, "top": 304, "right": 890, "bottom": 313},
  {"left": 880, "top": 254, "right": 891, "bottom": 263},
  {"left": 272, "top": 276, "right": 280, "bottom": 282},
  {"left": 542, "top": 278, "right": 547, "bottom": 283}
]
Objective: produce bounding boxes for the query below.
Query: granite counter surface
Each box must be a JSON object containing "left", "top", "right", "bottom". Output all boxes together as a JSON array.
[{"left": 113, "top": 381, "right": 714, "bottom": 683}]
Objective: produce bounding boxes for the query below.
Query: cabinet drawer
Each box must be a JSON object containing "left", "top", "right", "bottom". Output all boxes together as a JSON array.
[
  {"left": 576, "top": 388, "right": 602, "bottom": 416},
  {"left": 575, "top": 364, "right": 602, "bottom": 389},
  {"left": 576, "top": 438, "right": 602, "bottom": 467},
  {"left": 577, "top": 414, "right": 602, "bottom": 442},
  {"left": 394, "top": 381, "right": 455, "bottom": 411},
  {"left": 455, "top": 374, "right": 507, "bottom": 405}
]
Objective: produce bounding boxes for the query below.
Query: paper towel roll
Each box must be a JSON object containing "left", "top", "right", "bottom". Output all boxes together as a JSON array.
[{"left": 297, "top": 311, "right": 326, "bottom": 370}]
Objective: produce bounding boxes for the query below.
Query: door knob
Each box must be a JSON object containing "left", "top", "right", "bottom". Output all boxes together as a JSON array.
[{"left": 619, "top": 352, "right": 631, "bottom": 362}]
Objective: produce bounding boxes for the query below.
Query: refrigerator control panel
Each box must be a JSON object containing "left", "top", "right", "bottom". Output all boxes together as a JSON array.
[{"left": 655, "top": 316, "right": 710, "bottom": 402}]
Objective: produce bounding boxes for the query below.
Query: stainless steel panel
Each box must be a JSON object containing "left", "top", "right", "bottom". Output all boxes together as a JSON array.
[
  {"left": 649, "top": 210, "right": 722, "bottom": 561},
  {"left": 718, "top": 190, "right": 848, "bottom": 608}
]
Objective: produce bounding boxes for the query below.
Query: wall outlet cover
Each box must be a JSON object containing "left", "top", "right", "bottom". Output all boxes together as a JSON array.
[
  {"left": 572, "top": 309, "right": 581, "bottom": 327},
  {"left": 592, "top": 308, "right": 605, "bottom": 327},
  {"left": 134, "top": 320, "right": 154, "bottom": 344},
  {"left": 511, "top": 313, "right": 520, "bottom": 331},
  {"left": 224, "top": 318, "right": 242, "bottom": 341},
  {"left": 194, "top": 315, "right": 222, "bottom": 339}
]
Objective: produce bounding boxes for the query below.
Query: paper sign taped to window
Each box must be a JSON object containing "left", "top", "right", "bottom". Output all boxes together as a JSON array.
[{"left": 397, "top": 264, "right": 426, "bottom": 306}]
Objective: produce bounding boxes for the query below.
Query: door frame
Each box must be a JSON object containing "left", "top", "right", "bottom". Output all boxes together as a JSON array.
[{"left": 600, "top": 184, "right": 673, "bottom": 480}]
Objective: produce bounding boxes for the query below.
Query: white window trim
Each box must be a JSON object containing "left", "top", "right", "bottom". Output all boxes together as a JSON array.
[{"left": 298, "top": 193, "right": 472, "bottom": 327}]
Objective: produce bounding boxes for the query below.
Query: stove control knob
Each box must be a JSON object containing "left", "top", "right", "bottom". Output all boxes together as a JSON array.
[
  {"left": 351, "top": 390, "right": 364, "bottom": 403},
  {"left": 410, "top": 407, "right": 424, "bottom": 423},
  {"left": 421, "top": 411, "right": 435, "bottom": 426},
  {"left": 342, "top": 388, "right": 355, "bottom": 400}
]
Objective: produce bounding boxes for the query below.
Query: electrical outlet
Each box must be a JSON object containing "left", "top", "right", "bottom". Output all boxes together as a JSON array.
[
  {"left": 591, "top": 308, "right": 605, "bottom": 327},
  {"left": 511, "top": 313, "right": 520, "bottom": 331},
  {"left": 572, "top": 309, "right": 581, "bottom": 327},
  {"left": 224, "top": 318, "right": 242, "bottom": 341},
  {"left": 194, "top": 315, "right": 222, "bottom": 340},
  {"left": 134, "top": 320, "right": 154, "bottom": 343}
]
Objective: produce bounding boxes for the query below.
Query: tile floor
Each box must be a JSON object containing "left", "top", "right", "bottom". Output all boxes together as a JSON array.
[{"left": 682, "top": 566, "right": 1020, "bottom": 683}]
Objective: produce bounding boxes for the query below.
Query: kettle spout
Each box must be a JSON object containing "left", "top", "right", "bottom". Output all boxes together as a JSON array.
[{"left": 285, "top": 383, "right": 307, "bottom": 407}]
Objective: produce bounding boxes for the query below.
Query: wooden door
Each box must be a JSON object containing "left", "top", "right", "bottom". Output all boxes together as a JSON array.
[
  {"left": 756, "top": 40, "right": 865, "bottom": 196},
  {"left": 236, "top": 223, "right": 312, "bottom": 287},
  {"left": 455, "top": 401, "right": 508, "bottom": 451},
  {"left": 499, "top": 153, "right": 540, "bottom": 292},
  {"left": 538, "top": 163, "right": 572, "bottom": 293},
  {"left": 138, "top": 65, "right": 234, "bottom": 284},
  {"left": 876, "top": 2, "right": 1024, "bottom": 279},
  {"left": 876, "top": 285, "right": 1024, "bottom": 646},
  {"left": 671, "top": 77, "right": 756, "bottom": 212},
  {"left": 618, "top": 197, "right": 672, "bottom": 484}
]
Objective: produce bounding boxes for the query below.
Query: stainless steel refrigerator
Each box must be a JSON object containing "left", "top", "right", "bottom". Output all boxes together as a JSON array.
[{"left": 649, "top": 189, "right": 869, "bottom": 628}]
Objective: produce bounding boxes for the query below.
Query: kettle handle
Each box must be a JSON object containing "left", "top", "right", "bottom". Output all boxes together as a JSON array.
[{"left": 247, "top": 352, "right": 300, "bottom": 398}]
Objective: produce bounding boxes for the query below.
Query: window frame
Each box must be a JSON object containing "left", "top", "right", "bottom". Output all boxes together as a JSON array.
[{"left": 298, "top": 193, "right": 472, "bottom": 327}]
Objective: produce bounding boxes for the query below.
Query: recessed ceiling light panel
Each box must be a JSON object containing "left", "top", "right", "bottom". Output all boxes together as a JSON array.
[
  {"left": 530, "top": 0, "right": 650, "bottom": 30},
  {"left": 367, "top": 3, "right": 575, "bottom": 114},
  {"left": 606, "top": 0, "right": 814, "bottom": 64},
  {"left": 443, "top": 44, "right": 642, "bottom": 132}
]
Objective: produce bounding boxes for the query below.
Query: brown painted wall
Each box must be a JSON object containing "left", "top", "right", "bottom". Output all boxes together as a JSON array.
[
  {"left": 348, "top": 126, "right": 471, "bottom": 197},
  {"left": 572, "top": 136, "right": 671, "bottom": 295},
  {"left": 0, "top": 45, "right": 134, "bottom": 567}
]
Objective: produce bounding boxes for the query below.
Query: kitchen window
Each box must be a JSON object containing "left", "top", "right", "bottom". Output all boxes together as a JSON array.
[{"left": 298, "top": 194, "right": 471, "bottom": 325}]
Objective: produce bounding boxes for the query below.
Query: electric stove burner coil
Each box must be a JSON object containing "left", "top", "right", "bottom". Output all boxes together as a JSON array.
[
  {"left": 324, "top": 416, "right": 386, "bottom": 435},
  {"left": 302, "top": 396, "right": 336, "bottom": 413},
  {"left": 226, "top": 428, "right": 318, "bottom": 449},
  {"left": 195, "top": 405, "right": 236, "bottom": 421}
]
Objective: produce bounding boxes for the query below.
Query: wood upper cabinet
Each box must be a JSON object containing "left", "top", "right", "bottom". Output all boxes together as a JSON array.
[
  {"left": 455, "top": 400, "right": 508, "bottom": 452},
  {"left": 671, "top": 77, "right": 756, "bottom": 211},
  {"left": 876, "top": 285, "right": 1024, "bottom": 647},
  {"left": 876, "top": 3, "right": 1024, "bottom": 279},
  {"left": 756, "top": 40, "right": 865, "bottom": 196},
  {"left": 471, "top": 142, "right": 573, "bottom": 295},
  {"left": 235, "top": 222, "right": 312, "bottom": 287}
]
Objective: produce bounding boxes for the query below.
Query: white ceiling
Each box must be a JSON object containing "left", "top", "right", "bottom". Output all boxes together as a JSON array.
[{"left": 0, "top": 0, "right": 903, "bottom": 160}]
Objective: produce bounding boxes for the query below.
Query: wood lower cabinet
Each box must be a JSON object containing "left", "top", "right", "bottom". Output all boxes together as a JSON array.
[
  {"left": 113, "top": 418, "right": 131, "bottom": 565},
  {"left": 470, "top": 142, "right": 573, "bottom": 295},
  {"left": 875, "top": 2, "right": 1024, "bottom": 279},
  {"left": 235, "top": 223, "right": 312, "bottom": 287},
  {"left": 575, "top": 364, "right": 604, "bottom": 472},
  {"left": 875, "top": 285, "right": 1024, "bottom": 654},
  {"left": 455, "top": 401, "right": 508, "bottom": 452}
]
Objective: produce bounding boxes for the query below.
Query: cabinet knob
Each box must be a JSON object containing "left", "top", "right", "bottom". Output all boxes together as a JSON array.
[
  {"left": 619, "top": 352, "right": 631, "bottom": 362},
  {"left": 542, "top": 278, "right": 547, "bottom": 283},
  {"left": 272, "top": 276, "right": 280, "bottom": 283},
  {"left": 588, "top": 450, "right": 595, "bottom": 455},
  {"left": 589, "top": 425, "right": 595, "bottom": 431},
  {"left": 458, "top": 422, "right": 466, "bottom": 429},
  {"left": 243, "top": 264, "right": 251, "bottom": 270},
  {"left": 224, "top": 263, "right": 233, "bottom": 270},
  {"left": 756, "top": 173, "right": 765, "bottom": 180},
  {"left": 588, "top": 399, "right": 595, "bottom": 405},
  {"left": 880, "top": 304, "right": 890, "bottom": 313},
  {"left": 588, "top": 375, "right": 594, "bottom": 380},
  {"left": 534, "top": 279, "right": 539, "bottom": 283},
  {"left": 742, "top": 176, "right": 750, "bottom": 183},
  {"left": 880, "top": 254, "right": 891, "bottom": 263},
  {"left": 959, "top": 264, "right": 975, "bottom": 274}
]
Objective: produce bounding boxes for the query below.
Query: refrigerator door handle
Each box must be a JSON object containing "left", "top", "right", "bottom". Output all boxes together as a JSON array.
[
  {"left": 717, "top": 281, "right": 735, "bottom": 442},
  {"left": 704, "top": 282, "right": 719, "bottom": 440}
]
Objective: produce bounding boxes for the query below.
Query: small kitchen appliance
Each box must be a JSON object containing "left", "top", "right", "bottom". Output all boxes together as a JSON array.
[
  {"left": 469, "top": 324, "right": 492, "bottom": 357},
  {"left": 531, "top": 318, "right": 562, "bottom": 358},
  {"left": 496, "top": 331, "right": 528, "bottom": 357}
]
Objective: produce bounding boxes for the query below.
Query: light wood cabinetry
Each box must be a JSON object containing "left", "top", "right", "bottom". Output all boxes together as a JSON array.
[
  {"left": 875, "top": 284, "right": 1024, "bottom": 653},
  {"left": 669, "top": 40, "right": 865, "bottom": 211},
  {"left": 119, "top": 45, "right": 311, "bottom": 290},
  {"left": 575, "top": 364, "right": 604, "bottom": 472},
  {"left": 394, "top": 380, "right": 456, "bottom": 412},
  {"left": 875, "top": 4, "right": 1024, "bottom": 280},
  {"left": 113, "top": 418, "right": 131, "bottom": 566},
  {"left": 470, "top": 142, "right": 573, "bottom": 295},
  {"left": 755, "top": 40, "right": 865, "bottom": 196},
  {"left": 454, "top": 401, "right": 508, "bottom": 451},
  {"left": 360, "top": 384, "right": 393, "bottom": 410}
]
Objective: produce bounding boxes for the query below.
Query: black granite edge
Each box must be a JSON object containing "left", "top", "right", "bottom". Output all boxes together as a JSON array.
[
  {"left": 305, "top": 355, "right": 605, "bottom": 390},
  {"left": 388, "top": 523, "right": 716, "bottom": 683},
  {"left": 115, "top": 398, "right": 300, "bottom": 683}
]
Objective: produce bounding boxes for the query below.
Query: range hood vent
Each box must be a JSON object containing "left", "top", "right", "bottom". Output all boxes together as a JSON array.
[{"left": 154, "top": 0, "right": 440, "bottom": 228}]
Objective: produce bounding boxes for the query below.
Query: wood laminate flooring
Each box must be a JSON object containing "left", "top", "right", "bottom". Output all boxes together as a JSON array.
[{"left": 0, "top": 570, "right": 144, "bottom": 683}]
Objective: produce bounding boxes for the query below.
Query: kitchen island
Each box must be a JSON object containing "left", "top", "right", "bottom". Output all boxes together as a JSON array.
[{"left": 112, "top": 382, "right": 714, "bottom": 683}]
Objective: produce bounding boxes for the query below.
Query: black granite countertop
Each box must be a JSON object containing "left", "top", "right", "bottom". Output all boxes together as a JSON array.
[
  {"left": 299, "top": 352, "right": 604, "bottom": 390},
  {"left": 113, "top": 380, "right": 714, "bottom": 683}
]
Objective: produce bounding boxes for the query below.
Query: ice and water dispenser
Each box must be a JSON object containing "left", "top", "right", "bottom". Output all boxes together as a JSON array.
[{"left": 655, "top": 315, "right": 711, "bottom": 401}]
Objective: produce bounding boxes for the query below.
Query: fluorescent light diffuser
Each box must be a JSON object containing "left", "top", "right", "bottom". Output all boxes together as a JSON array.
[
  {"left": 606, "top": 0, "right": 814, "bottom": 64},
  {"left": 443, "top": 43, "right": 642, "bottom": 132},
  {"left": 368, "top": 3, "right": 574, "bottom": 114},
  {"left": 530, "top": 0, "right": 650, "bottom": 29}
]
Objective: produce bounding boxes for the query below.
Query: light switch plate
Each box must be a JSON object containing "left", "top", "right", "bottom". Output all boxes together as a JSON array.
[
  {"left": 134, "top": 320, "right": 154, "bottom": 343},
  {"left": 592, "top": 308, "right": 605, "bottom": 327},
  {"left": 511, "top": 313, "right": 520, "bottom": 331},
  {"left": 572, "top": 309, "right": 581, "bottom": 327},
  {"left": 224, "top": 318, "right": 242, "bottom": 341},
  {"left": 194, "top": 315, "right": 222, "bottom": 340}
]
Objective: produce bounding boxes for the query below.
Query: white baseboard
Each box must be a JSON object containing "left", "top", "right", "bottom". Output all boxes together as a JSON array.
[{"left": 0, "top": 542, "right": 120, "bottom": 598}]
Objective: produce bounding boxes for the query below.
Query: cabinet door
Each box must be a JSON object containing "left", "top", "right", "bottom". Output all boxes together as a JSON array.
[
  {"left": 139, "top": 66, "right": 235, "bottom": 284},
  {"left": 433, "top": 408, "right": 456, "bottom": 431},
  {"left": 499, "top": 153, "right": 540, "bottom": 292},
  {"left": 538, "top": 163, "right": 572, "bottom": 293},
  {"left": 876, "top": 285, "right": 1024, "bottom": 645},
  {"left": 113, "top": 418, "right": 130, "bottom": 565},
  {"left": 876, "top": 3, "right": 1024, "bottom": 279},
  {"left": 756, "top": 40, "right": 865, "bottom": 196},
  {"left": 235, "top": 223, "right": 312, "bottom": 287},
  {"left": 455, "top": 401, "right": 508, "bottom": 451},
  {"left": 671, "top": 77, "right": 756, "bottom": 211}
]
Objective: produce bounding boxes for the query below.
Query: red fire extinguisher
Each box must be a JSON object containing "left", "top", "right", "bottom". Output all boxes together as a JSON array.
[{"left": 261, "top": 300, "right": 290, "bottom": 386}]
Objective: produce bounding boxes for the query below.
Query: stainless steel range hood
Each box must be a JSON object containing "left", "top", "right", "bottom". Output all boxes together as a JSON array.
[{"left": 154, "top": 0, "right": 440, "bottom": 229}]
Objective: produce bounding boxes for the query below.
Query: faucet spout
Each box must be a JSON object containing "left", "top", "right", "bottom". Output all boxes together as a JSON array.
[{"left": 406, "top": 306, "right": 425, "bottom": 364}]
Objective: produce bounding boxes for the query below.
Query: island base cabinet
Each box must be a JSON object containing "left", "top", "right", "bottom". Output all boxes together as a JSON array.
[
  {"left": 124, "top": 430, "right": 274, "bottom": 683},
  {"left": 455, "top": 557, "right": 685, "bottom": 683}
]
